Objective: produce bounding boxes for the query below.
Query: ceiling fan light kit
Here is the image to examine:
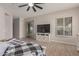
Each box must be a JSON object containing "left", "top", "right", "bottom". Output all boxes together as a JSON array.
[
  {"left": 28, "top": 3, "right": 34, "bottom": 7},
  {"left": 18, "top": 3, "right": 43, "bottom": 12}
]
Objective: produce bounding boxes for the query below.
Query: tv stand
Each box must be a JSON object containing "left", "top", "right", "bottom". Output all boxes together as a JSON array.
[{"left": 36, "top": 33, "right": 50, "bottom": 42}]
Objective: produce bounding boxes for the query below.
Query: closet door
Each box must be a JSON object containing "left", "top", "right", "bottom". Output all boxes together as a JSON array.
[
  {"left": 5, "top": 13, "right": 13, "bottom": 39},
  {"left": 13, "top": 17, "right": 19, "bottom": 39}
]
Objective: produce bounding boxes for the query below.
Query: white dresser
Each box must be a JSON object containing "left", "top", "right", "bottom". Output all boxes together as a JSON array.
[{"left": 36, "top": 33, "right": 50, "bottom": 42}]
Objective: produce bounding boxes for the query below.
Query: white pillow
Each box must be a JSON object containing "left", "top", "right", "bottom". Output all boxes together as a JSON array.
[
  {"left": 8, "top": 38, "right": 17, "bottom": 43},
  {"left": 8, "top": 38, "right": 25, "bottom": 45},
  {"left": 0, "top": 42, "right": 9, "bottom": 56}
]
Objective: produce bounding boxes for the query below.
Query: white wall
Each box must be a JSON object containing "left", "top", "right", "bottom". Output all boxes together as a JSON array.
[
  {"left": 26, "top": 7, "right": 79, "bottom": 45},
  {"left": 5, "top": 13, "right": 13, "bottom": 40},
  {"left": 50, "top": 7, "right": 79, "bottom": 45},
  {"left": 0, "top": 7, "right": 5, "bottom": 40},
  {"left": 19, "top": 17, "right": 26, "bottom": 39},
  {"left": 0, "top": 7, "right": 13, "bottom": 40}
]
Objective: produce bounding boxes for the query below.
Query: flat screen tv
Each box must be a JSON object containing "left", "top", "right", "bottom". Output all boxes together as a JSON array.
[{"left": 37, "top": 24, "right": 50, "bottom": 33}]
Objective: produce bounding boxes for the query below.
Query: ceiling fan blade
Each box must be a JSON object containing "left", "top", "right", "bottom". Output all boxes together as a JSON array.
[
  {"left": 32, "top": 6, "right": 36, "bottom": 12},
  {"left": 27, "top": 6, "right": 30, "bottom": 11},
  {"left": 18, "top": 4, "right": 28, "bottom": 7},
  {"left": 34, "top": 3, "right": 43, "bottom": 4},
  {"left": 34, "top": 4, "right": 43, "bottom": 9}
]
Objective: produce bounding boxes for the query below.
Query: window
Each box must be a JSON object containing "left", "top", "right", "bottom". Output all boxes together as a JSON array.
[{"left": 56, "top": 17, "right": 72, "bottom": 36}]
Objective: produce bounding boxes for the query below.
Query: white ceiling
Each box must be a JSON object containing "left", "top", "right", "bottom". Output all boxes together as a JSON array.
[{"left": 0, "top": 3, "right": 79, "bottom": 18}]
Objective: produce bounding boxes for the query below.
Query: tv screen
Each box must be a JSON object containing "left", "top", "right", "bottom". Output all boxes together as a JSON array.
[{"left": 37, "top": 24, "right": 50, "bottom": 33}]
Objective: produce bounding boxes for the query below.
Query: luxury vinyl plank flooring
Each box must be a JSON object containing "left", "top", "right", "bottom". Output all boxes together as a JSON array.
[{"left": 22, "top": 38, "right": 79, "bottom": 56}]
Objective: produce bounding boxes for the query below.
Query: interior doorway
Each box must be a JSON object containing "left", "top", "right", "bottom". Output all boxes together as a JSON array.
[{"left": 27, "top": 20, "right": 35, "bottom": 39}]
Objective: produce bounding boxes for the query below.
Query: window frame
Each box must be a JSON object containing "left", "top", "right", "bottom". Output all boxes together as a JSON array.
[{"left": 55, "top": 17, "right": 72, "bottom": 37}]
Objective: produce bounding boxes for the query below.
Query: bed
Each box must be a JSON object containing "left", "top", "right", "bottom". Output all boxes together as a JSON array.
[{"left": 0, "top": 38, "right": 46, "bottom": 56}]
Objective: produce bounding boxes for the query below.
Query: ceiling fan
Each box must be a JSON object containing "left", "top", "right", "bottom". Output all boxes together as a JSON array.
[{"left": 18, "top": 3, "right": 43, "bottom": 12}]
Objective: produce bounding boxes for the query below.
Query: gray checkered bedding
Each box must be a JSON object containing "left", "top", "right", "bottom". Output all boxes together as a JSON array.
[{"left": 3, "top": 41, "right": 45, "bottom": 56}]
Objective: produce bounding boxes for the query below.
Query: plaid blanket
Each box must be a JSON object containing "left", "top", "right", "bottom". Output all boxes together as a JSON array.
[{"left": 3, "top": 42, "right": 45, "bottom": 56}]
